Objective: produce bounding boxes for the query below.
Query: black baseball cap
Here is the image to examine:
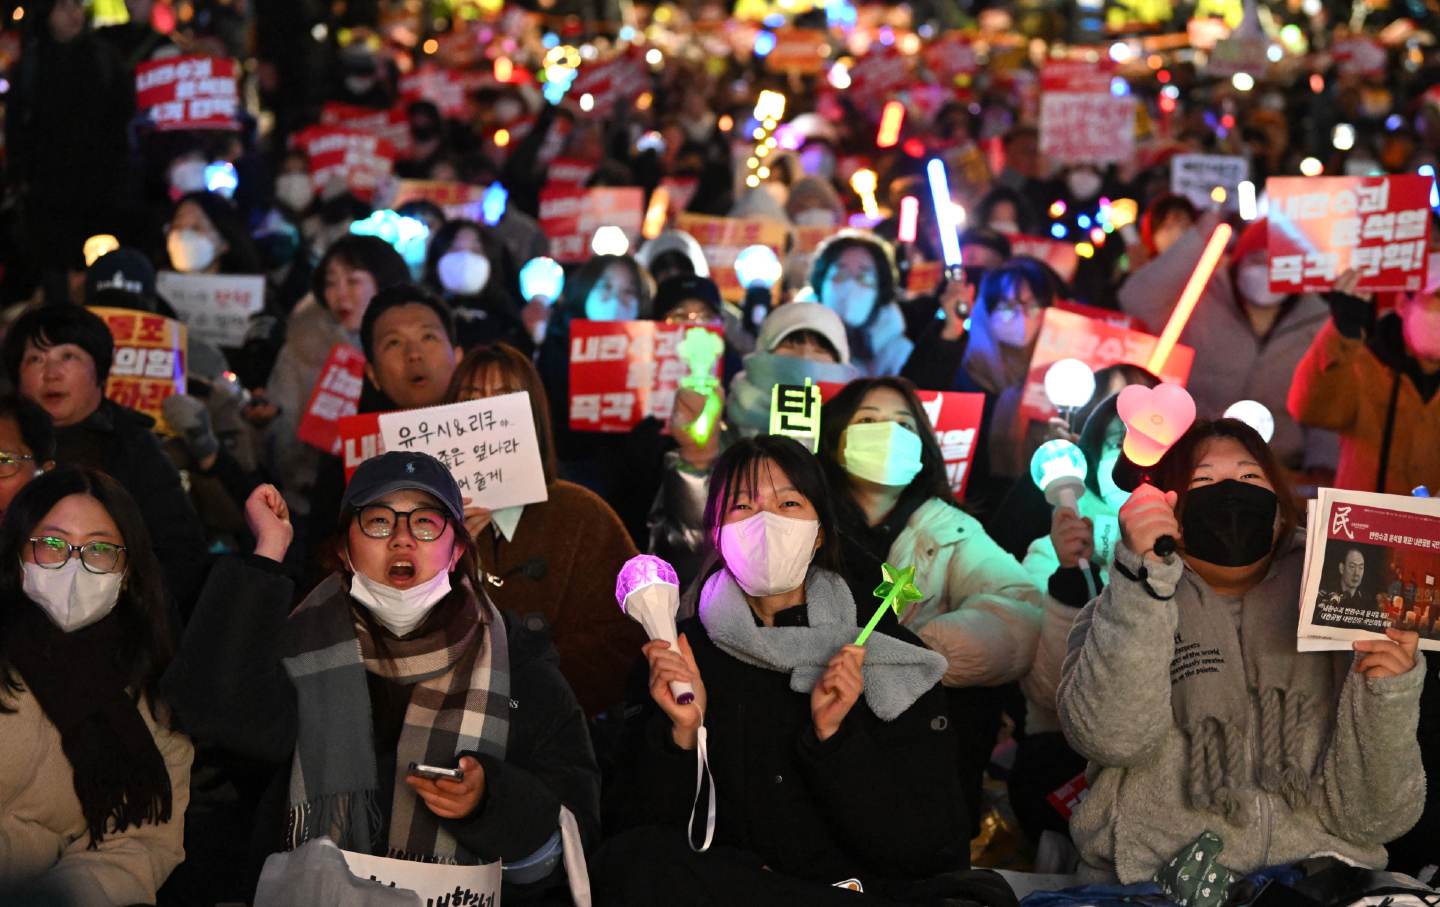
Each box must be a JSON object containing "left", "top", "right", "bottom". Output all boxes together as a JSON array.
[
  {"left": 86, "top": 249, "right": 157, "bottom": 304},
  {"left": 341, "top": 451, "right": 466, "bottom": 525}
]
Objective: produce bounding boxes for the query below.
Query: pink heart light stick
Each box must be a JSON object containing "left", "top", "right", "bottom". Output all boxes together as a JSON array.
[
  {"left": 616, "top": 555, "right": 695, "bottom": 705},
  {"left": 1115, "top": 383, "right": 1197, "bottom": 556}
]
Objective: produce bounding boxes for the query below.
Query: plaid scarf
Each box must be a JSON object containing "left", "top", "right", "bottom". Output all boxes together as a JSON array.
[{"left": 280, "top": 572, "right": 510, "bottom": 863}]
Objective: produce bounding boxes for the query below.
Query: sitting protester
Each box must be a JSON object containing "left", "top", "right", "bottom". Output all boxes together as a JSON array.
[
  {"left": 163, "top": 453, "right": 600, "bottom": 901},
  {"left": 1057, "top": 418, "right": 1425, "bottom": 883},
  {"left": 0, "top": 467, "right": 192, "bottom": 905}
]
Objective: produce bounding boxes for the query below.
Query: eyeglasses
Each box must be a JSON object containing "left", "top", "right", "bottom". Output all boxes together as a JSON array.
[
  {"left": 0, "top": 452, "right": 35, "bottom": 479},
  {"left": 991, "top": 298, "right": 1043, "bottom": 318},
  {"left": 29, "top": 537, "right": 127, "bottom": 574},
  {"left": 828, "top": 271, "right": 878, "bottom": 289},
  {"left": 355, "top": 504, "right": 450, "bottom": 541}
]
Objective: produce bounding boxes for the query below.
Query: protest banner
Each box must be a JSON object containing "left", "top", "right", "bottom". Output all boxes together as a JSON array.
[
  {"left": 764, "top": 28, "right": 830, "bottom": 75},
  {"left": 568, "top": 321, "right": 723, "bottom": 433},
  {"left": 1296, "top": 489, "right": 1440, "bottom": 652},
  {"left": 847, "top": 46, "right": 913, "bottom": 115},
  {"left": 1019, "top": 308, "right": 1194, "bottom": 422},
  {"left": 136, "top": 55, "right": 239, "bottom": 131},
  {"left": 296, "top": 345, "right": 367, "bottom": 456},
  {"left": 792, "top": 225, "right": 836, "bottom": 255},
  {"left": 392, "top": 179, "right": 488, "bottom": 221},
  {"left": 674, "top": 213, "right": 789, "bottom": 300},
  {"left": 90, "top": 307, "right": 187, "bottom": 432},
  {"left": 399, "top": 65, "right": 473, "bottom": 118},
  {"left": 339, "top": 411, "right": 384, "bottom": 482},
  {"left": 319, "top": 102, "right": 413, "bottom": 156},
  {"left": 539, "top": 186, "right": 645, "bottom": 263},
  {"left": 379, "top": 394, "right": 549, "bottom": 509},
  {"left": 1039, "top": 92, "right": 1135, "bottom": 166},
  {"left": 339, "top": 849, "right": 499, "bottom": 907},
  {"left": 546, "top": 158, "right": 597, "bottom": 190},
  {"left": 1333, "top": 36, "right": 1387, "bottom": 77},
  {"left": 568, "top": 48, "right": 649, "bottom": 116},
  {"left": 924, "top": 32, "right": 980, "bottom": 83},
  {"left": 293, "top": 126, "right": 396, "bottom": 201},
  {"left": 1054, "top": 299, "right": 1143, "bottom": 331},
  {"left": 1170, "top": 154, "right": 1249, "bottom": 210},
  {"left": 1267, "top": 175, "right": 1432, "bottom": 293},
  {"left": 154, "top": 272, "right": 265, "bottom": 348}
]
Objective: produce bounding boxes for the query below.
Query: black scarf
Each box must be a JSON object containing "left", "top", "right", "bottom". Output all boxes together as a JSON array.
[{"left": 8, "top": 606, "right": 173, "bottom": 845}]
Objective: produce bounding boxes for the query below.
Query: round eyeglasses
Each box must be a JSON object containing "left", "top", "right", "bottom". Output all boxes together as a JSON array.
[
  {"left": 0, "top": 452, "right": 35, "bottom": 479},
  {"left": 29, "top": 537, "right": 127, "bottom": 574},
  {"left": 354, "top": 504, "right": 449, "bottom": 541}
]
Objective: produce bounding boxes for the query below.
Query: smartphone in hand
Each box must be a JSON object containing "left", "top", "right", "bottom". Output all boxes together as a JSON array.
[{"left": 408, "top": 762, "right": 464, "bottom": 782}]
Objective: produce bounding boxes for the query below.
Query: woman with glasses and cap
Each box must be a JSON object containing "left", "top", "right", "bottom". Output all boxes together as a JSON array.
[{"left": 164, "top": 451, "right": 600, "bottom": 901}]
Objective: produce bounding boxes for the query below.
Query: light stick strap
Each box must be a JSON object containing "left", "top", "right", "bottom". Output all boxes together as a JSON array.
[{"left": 688, "top": 726, "right": 717, "bottom": 853}]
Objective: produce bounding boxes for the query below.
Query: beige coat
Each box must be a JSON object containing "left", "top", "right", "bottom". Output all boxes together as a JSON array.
[{"left": 0, "top": 688, "right": 192, "bottom": 906}]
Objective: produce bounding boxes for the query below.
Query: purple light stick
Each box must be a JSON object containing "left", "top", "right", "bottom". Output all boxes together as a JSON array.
[{"left": 616, "top": 555, "right": 695, "bottom": 705}]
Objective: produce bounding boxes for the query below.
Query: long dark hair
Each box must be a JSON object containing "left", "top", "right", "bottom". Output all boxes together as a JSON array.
[
  {"left": 819, "top": 376, "right": 954, "bottom": 509},
  {"left": 0, "top": 468, "right": 175, "bottom": 713},
  {"left": 445, "top": 343, "right": 557, "bottom": 485},
  {"left": 172, "top": 191, "right": 266, "bottom": 274}
]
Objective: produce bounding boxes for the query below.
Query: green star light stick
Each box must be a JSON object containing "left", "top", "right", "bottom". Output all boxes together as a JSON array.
[
  {"left": 856, "top": 562, "right": 924, "bottom": 646},
  {"left": 677, "top": 327, "right": 725, "bottom": 446}
]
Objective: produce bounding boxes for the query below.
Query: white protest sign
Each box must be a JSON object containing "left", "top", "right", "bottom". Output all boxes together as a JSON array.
[
  {"left": 155, "top": 271, "right": 265, "bottom": 347},
  {"left": 379, "top": 393, "right": 548, "bottom": 511},
  {"left": 340, "top": 849, "right": 500, "bottom": 906},
  {"left": 1170, "top": 154, "right": 1250, "bottom": 210}
]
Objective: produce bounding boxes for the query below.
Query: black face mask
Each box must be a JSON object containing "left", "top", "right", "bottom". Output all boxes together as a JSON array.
[{"left": 1180, "top": 479, "right": 1278, "bottom": 568}]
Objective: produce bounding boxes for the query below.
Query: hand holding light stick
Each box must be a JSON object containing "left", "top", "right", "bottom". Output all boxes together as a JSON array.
[
  {"left": 926, "top": 159, "right": 965, "bottom": 282},
  {"left": 1031, "top": 439, "right": 1097, "bottom": 599},
  {"left": 617, "top": 555, "right": 694, "bottom": 705},
  {"left": 1113, "top": 383, "right": 1197, "bottom": 558},
  {"left": 677, "top": 327, "right": 725, "bottom": 446},
  {"left": 856, "top": 563, "right": 924, "bottom": 646}
]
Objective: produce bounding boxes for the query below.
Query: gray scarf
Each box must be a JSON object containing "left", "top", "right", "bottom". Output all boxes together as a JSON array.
[
  {"left": 698, "top": 567, "right": 946, "bottom": 721},
  {"left": 1168, "top": 536, "right": 1334, "bottom": 823},
  {"left": 281, "top": 573, "right": 510, "bottom": 863}
]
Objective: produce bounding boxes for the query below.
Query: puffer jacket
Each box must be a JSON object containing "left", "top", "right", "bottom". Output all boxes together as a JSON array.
[
  {"left": 0, "top": 690, "right": 192, "bottom": 906},
  {"left": 888, "top": 497, "right": 1045, "bottom": 688}
]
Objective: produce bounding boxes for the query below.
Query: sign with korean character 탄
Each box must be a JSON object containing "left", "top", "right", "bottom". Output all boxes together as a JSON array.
[
  {"left": 379, "top": 393, "right": 548, "bottom": 511},
  {"left": 154, "top": 272, "right": 265, "bottom": 348},
  {"left": 1267, "top": 175, "right": 1432, "bottom": 293}
]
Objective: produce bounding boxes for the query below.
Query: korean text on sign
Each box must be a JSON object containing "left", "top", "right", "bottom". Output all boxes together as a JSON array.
[
  {"left": 1267, "top": 175, "right": 1432, "bottom": 292},
  {"left": 1170, "top": 154, "right": 1249, "bottom": 211},
  {"left": 154, "top": 272, "right": 265, "bottom": 348},
  {"left": 135, "top": 55, "right": 239, "bottom": 131},
  {"left": 568, "top": 321, "right": 724, "bottom": 433},
  {"left": 297, "top": 345, "right": 367, "bottom": 456},
  {"left": 539, "top": 187, "right": 644, "bottom": 264},
  {"left": 293, "top": 126, "right": 396, "bottom": 201},
  {"left": 90, "top": 307, "right": 187, "bottom": 432},
  {"left": 674, "top": 213, "right": 789, "bottom": 301},
  {"left": 379, "top": 393, "right": 548, "bottom": 511}
]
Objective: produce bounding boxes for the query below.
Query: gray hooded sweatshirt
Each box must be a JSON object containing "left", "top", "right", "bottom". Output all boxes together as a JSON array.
[{"left": 1057, "top": 537, "right": 1426, "bottom": 884}]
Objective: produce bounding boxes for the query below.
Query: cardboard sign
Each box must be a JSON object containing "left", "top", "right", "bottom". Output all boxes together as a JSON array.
[
  {"left": 539, "top": 186, "right": 645, "bottom": 263},
  {"left": 569, "top": 49, "right": 649, "bottom": 116},
  {"left": 379, "top": 394, "right": 549, "bottom": 509},
  {"left": 1267, "top": 175, "right": 1431, "bottom": 293},
  {"left": 1040, "top": 93, "right": 1135, "bottom": 166},
  {"left": 339, "top": 849, "right": 499, "bottom": 906},
  {"left": 392, "top": 179, "right": 488, "bottom": 221},
  {"left": 297, "top": 345, "right": 367, "bottom": 456},
  {"left": 135, "top": 56, "right": 239, "bottom": 131},
  {"left": 764, "top": 28, "right": 830, "bottom": 75},
  {"left": 154, "top": 272, "right": 265, "bottom": 348},
  {"left": 1170, "top": 154, "right": 1249, "bottom": 210},
  {"left": 339, "top": 411, "right": 384, "bottom": 482},
  {"left": 1019, "top": 308, "right": 1194, "bottom": 422},
  {"left": 89, "top": 307, "right": 187, "bottom": 432},
  {"left": 294, "top": 126, "right": 396, "bottom": 201},
  {"left": 674, "top": 213, "right": 790, "bottom": 300},
  {"left": 1008, "top": 234, "right": 1081, "bottom": 282},
  {"left": 319, "top": 103, "right": 412, "bottom": 156},
  {"left": 568, "top": 321, "right": 723, "bottom": 433}
]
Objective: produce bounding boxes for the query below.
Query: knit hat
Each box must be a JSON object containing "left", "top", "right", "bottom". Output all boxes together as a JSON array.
[
  {"left": 1230, "top": 218, "right": 1268, "bottom": 265},
  {"left": 86, "top": 249, "right": 156, "bottom": 304},
  {"left": 653, "top": 275, "right": 722, "bottom": 320},
  {"left": 757, "top": 302, "right": 851, "bottom": 363}
]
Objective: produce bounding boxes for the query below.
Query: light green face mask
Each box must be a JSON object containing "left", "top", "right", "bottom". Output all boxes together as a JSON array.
[{"left": 841, "top": 421, "right": 924, "bottom": 487}]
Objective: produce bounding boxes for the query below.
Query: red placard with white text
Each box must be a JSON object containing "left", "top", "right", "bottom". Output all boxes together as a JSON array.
[
  {"left": 392, "top": 180, "right": 487, "bottom": 221},
  {"left": 546, "top": 157, "right": 598, "bottom": 190},
  {"left": 848, "top": 46, "right": 913, "bottom": 116},
  {"left": 568, "top": 321, "right": 723, "bottom": 433},
  {"left": 319, "top": 103, "right": 413, "bottom": 157},
  {"left": 539, "top": 187, "right": 644, "bottom": 263},
  {"left": 1038, "top": 62, "right": 1133, "bottom": 166},
  {"left": 399, "top": 66, "right": 472, "bottom": 118},
  {"left": 764, "top": 28, "right": 830, "bottom": 75},
  {"left": 298, "top": 345, "right": 367, "bottom": 456},
  {"left": 89, "top": 307, "right": 187, "bottom": 433},
  {"left": 674, "top": 213, "right": 790, "bottom": 301},
  {"left": 294, "top": 126, "right": 396, "bottom": 201},
  {"left": 339, "top": 411, "right": 385, "bottom": 482},
  {"left": 1008, "top": 234, "right": 1081, "bottom": 282},
  {"left": 567, "top": 49, "right": 649, "bottom": 116},
  {"left": 925, "top": 33, "right": 980, "bottom": 82},
  {"left": 1020, "top": 308, "right": 1194, "bottom": 422},
  {"left": 1266, "top": 175, "right": 1432, "bottom": 293},
  {"left": 135, "top": 56, "right": 239, "bottom": 131}
]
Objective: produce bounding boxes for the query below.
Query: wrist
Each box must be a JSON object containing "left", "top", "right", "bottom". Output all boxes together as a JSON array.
[
  {"left": 814, "top": 719, "right": 839, "bottom": 742},
  {"left": 679, "top": 446, "right": 718, "bottom": 471},
  {"left": 254, "top": 536, "right": 289, "bottom": 563},
  {"left": 671, "top": 723, "right": 698, "bottom": 751}
]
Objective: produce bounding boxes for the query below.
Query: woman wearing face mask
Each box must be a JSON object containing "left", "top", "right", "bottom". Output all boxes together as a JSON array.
[
  {"left": 166, "top": 191, "right": 266, "bottom": 277},
  {"left": 165, "top": 454, "right": 600, "bottom": 900},
  {"left": 0, "top": 467, "right": 191, "bottom": 906},
  {"left": 422, "top": 218, "right": 532, "bottom": 355},
  {"left": 975, "top": 186, "right": 1039, "bottom": 238},
  {"left": 810, "top": 231, "right": 913, "bottom": 378},
  {"left": 1120, "top": 215, "right": 1337, "bottom": 474},
  {"left": 817, "top": 378, "right": 1045, "bottom": 836},
  {"left": 1057, "top": 419, "right": 1425, "bottom": 883},
  {"left": 603, "top": 436, "right": 1013, "bottom": 906}
]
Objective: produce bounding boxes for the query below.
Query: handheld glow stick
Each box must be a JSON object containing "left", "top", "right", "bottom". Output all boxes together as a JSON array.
[
  {"left": 850, "top": 169, "right": 880, "bottom": 219},
  {"left": 677, "top": 327, "right": 725, "bottom": 446},
  {"left": 1114, "top": 383, "right": 1197, "bottom": 557},
  {"left": 926, "top": 159, "right": 964, "bottom": 281},
  {"left": 481, "top": 183, "right": 508, "bottom": 226},
  {"left": 1044, "top": 358, "right": 1096, "bottom": 431},
  {"left": 1146, "top": 223, "right": 1232, "bottom": 374},
  {"left": 1030, "top": 440, "right": 1098, "bottom": 599},
  {"left": 734, "top": 245, "right": 782, "bottom": 289},
  {"left": 856, "top": 562, "right": 923, "bottom": 646},
  {"left": 615, "top": 555, "right": 694, "bottom": 705},
  {"left": 1223, "top": 399, "right": 1274, "bottom": 442},
  {"left": 642, "top": 186, "right": 670, "bottom": 240},
  {"left": 876, "top": 101, "right": 905, "bottom": 148},
  {"left": 520, "top": 257, "right": 565, "bottom": 304},
  {"left": 898, "top": 197, "right": 919, "bottom": 244},
  {"left": 591, "top": 225, "right": 630, "bottom": 256}
]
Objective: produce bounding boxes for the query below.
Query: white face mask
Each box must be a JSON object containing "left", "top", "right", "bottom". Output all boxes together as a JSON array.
[
  {"left": 1237, "top": 264, "right": 1285, "bottom": 307},
  {"left": 585, "top": 286, "right": 638, "bottom": 321},
  {"left": 169, "top": 159, "right": 208, "bottom": 196},
  {"left": 23, "top": 559, "right": 124, "bottom": 633},
  {"left": 718, "top": 511, "right": 819, "bottom": 598},
  {"left": 168, "top": 229, "right": 218, "bottom": 273},
  {"left": 1066, "top": 169, "right": 1103, "bottom": 201},
  {"left": 825, "top": 277, "right": 878, "bottom": 327},
  {"left": 438, "top": 249, "right": 492, "bottom": 296},
  {"left": 989, "top": 307, "right": 1029, "bottom": 347},
  {"left": 842, "top": 421, "right": 924, "bottom": 487},
  {"left": 794, "top": 208, "right": 839, "bottom": 228},
  {"left": 1403, "top": 302, "right": 1440, "bottom": 359},
  {"left": 275, "top": 173, "right": 315, "bottom": 211},
  {"left": 345, "top": 74, "right": 377, "bottom": 96},
  {"left": 349, "top": 567, "right": 452, "bottom": 637}
]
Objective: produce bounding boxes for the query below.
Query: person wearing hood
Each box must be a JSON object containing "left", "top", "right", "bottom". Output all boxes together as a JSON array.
[
  {"left": 1119, "top": 215, "right": 1338, "bottom": 474},
  {"left": 809, "top": 231, "right": 913, "bottom": 378},
  {"left": 785, "top": 175, "right": 847, "bottom": 229},
  {"left": 635, "top": 229, "right": 711, "bottom": 286},
  {"left": 1057, "top": 418, "right": 1424, "bottom": 883},
  {"left": 422, "top": 219, "right": 532, "bottom": 355}
]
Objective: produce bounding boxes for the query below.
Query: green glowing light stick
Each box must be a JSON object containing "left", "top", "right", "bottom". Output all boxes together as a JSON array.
[
  {"left": 856, "top": 562, "right": 924, "bottom": 646},
  {"left": 677, "top": 327, "right": 725, "bottom": 446}
]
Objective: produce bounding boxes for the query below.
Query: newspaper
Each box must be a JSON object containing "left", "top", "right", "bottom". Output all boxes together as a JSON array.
[{"left": 1297, "top": 488, "right": 1440, "bottom": 652}]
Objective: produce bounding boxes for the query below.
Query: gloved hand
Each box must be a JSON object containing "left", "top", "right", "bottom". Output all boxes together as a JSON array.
[{"left": 1322, "top": 268, "right": 1374, "bottom": 339}]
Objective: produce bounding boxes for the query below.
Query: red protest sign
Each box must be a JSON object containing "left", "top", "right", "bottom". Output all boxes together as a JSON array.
[
  {"left": 848, "top": 46, "right": 913, "bottom": 116},
  {"left": 539, "top": 186, "right": 644, "bottom": 263},
  {"left": 568, "top": 49, "right": 649, "bottom": 116},
  {"left": 298, "top": 345, "right": 367, "bottom": 456},
  {"left": 906, "top": 261, "right": 944, "bottom": 295},
  {"left": 392, "top": 180, "right": 487, "bottom": 221},
  {"left": 399, "top": 66, "right": 472, "bottom": 118},
  {"left": 546, "top": 158, "right": 598, "bottom": 190},
  {"left": 1054, "top": 299, "right": 1143, "bottom": 332},
  {"left": 674, "top": 213, "right": 790, "bottom": 301},
  {"left": 568, "top": 321, "right": 723, "bottom": 433},
  {"left": 765, "top": 28, "right": 830, "bottom": 75},
  {"left": 1039, "top": 59, "right": 1115, "bottom": 93},
  {"left": 338, "top": 411, "right": 385, "bottom": 482},
  {"left": 1333, "top": 36, "right": 1387, "bottom": 77},
  {"left": 1019, "top": 308, "right": 1194, "bottom": 422},
  {"left": 135, "top": 56, "right": 239, "bottom": 131},
  {"left": 1267, "top": 175, "right": 1431, "bottom": 293},
  {"left": 924, "top": 33, "right": 979, "bottom": 83},
  {"left": 319, "top": 103, "right": 413, "bottom": 156},
  {"left": 1040, "top": 92, "right": 1135, "bottom": 166},
  {"left": 294, "top": 126, "right": 396, "bottom": 201},
  {"left": 1008, "top": 234, "right": 1081, "bottom": 282}
]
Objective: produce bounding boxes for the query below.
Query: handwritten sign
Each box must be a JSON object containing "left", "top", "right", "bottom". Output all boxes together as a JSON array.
[
  {"left": 538, "top": 186, "right": 644, "bottom": 263},
  {"left": 294, "top": 126, "right": 396, "bottom": 201},
  {"left": 568, "top": 321, "right": 723, "bottom": 433},
  {"left": 1170, "top": 154, "right": 1249, "bottom": 211},
  {"left": 339, "top": 849, "right": 499, "bottom": 907},
  {"left": 135, "top": 55, "right": 239, "bottom": 131},
  {"left": 89, "top": 307, "right": 187, "bottom": 433},
  {"left": 674, "top": 213, "right": 789, "bottom": 300},
  {"left": 1267, "top": 175, "right": 1432, "bottom": 293},
  {"left": 154, "top": 272, "right": 264, "bottom": 348},
  {"left": 297, "top": 345, "right": 367, "bottom": 456},
  {"left": 379, "top": 394, "right": 549, "bottom": 509}
]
